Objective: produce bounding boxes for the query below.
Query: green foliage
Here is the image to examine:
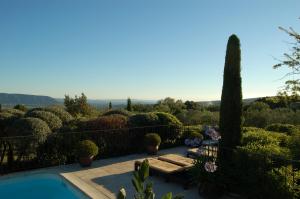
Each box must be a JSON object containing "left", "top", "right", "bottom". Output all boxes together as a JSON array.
[
  {"left": 117, "top": 160, "right": 181, "bottom": 199},
  {"left": 289, "top": 133, "right": 300, "bottom": 160},
  {"left": 25, "top": 110, "right": 63, "bottom": 131},
  {"left": 155, "top": 112, "right": 182, "bottom": 128},
  {"left": 219, "top": 34, "right": 243, "bottom": 150},
  {"left": 132, "top": 104, "right": 154, "bottom": 112},
  {"left": 265, "top": 123, "right": 299, "bottom": 135},
  {"left": 10, "top": 117, "right": 51, "bottom": 141},
  {"left": 127, "top": 98, "right": 132, "bottom": 112},
  {"left": 129, "top": 113, "right": 159, "bottom": 127},
  {"left": 79, "top": 115, "right": 128, "bottom": 130},
  {"left": 76, "top": 140, "right": 99, "bottom": 157},
  {"left": 102, "top": 109, "right": 132, "bottom": 117},
  {"left": 176, "top": 110, "right": 219, "bottom": 126},
  {"left": 13, "top": 104, "right": 27, "bottom": 112},
  {"left": 263, "top": 167, "right": 300, "bottom": 199},
  {"left": 64, "top": 93, "right": 92, "bottom": 117},
  {"left": 154, "top": 98, "right": 186, "bottom": 115},
  {"left": 182, "top": 126, "right": 203, "bottom": 140},
  {"left": 246, "top": 102, "right": 270, "bottom": 111},
  {"left": 256, "top": 96, "right": 289, "bottom": 109},
  {"left": 43, "top": 106, "right": 73, "bottom": 123},
  {"left": 144, "top": 133, "right": 161, "bottom": 146},
  {"left": 244, "top": 108, "right": 300, "bottom": 128},
  {"left": 1, "top": 108, "right": 25, "bottom": 117},
  {"left": 241, "top": 129, "right": 290, "bottom": 147},
  {"left": 109, "top": 101, "right": 112, "bottom": 110}
]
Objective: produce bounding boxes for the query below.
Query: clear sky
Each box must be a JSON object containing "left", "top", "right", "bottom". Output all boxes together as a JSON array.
[{"left": 0, "top": 0, "right": 299, "bottom": 101}]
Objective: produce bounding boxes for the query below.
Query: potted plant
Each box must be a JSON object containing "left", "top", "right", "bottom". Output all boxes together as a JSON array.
[
  {"left": 76, "top": 140, "right": 99, "bottom": 167},
  {"left": 144, "top": 133, "right": 161, "bottom": 155}
]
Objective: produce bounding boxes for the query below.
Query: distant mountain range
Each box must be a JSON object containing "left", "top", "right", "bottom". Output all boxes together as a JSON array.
[
  {"left": 0, "top": 93, "right": 57, "bottom": 107},
  {"left": 0, "top": 93, "right": 258, "bottom": 108}
]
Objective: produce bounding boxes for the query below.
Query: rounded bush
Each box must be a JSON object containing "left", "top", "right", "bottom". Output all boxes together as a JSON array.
[
  {"left": 2, "top": 108, "right": 25, "bottom": 117},
  {"left": 79, "top": 115, "right": 128, "bottom": 130},
  {"left": 144, "top": 133, "right": 161, "bottom": 146},
  {"left": 128, "top": 113, "right": 159, "bottom": 127},
  {"left": 11, "top": 117, "right": 51, "bottom": 143},
  {"left": 155, "top": 112, "right": 182, "bottom": 127},
  {"left": 44, "top": 106, "right": 73, "bottom": 123},
  {"left": 265, "top": 123, "right": 299, "bottom": 136},
  {"left": 183, "top": 128, "right": 204, "bottom": 140},
  {"left": 102, "top": 109, "right": 132, "bottom": 117},
  {"left": 25, "top": 110, "right": 63, "bottom": 131},
  {"left": 76, "top": 140, "right": 99, "bottom": 157}
]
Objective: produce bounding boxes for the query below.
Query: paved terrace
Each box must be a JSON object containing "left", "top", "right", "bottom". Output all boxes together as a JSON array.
[{"left": 61, "top": 146, "right": 200, "bottom": 199}]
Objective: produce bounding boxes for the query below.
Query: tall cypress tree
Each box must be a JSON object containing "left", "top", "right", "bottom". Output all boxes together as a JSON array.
[
  {"left": 127, "top": 98, "right": 132, "bottom": 111},
  {"left": 219, "top": 34, "right": 243, "bottom": 153},
  {"left": 109, "top": 101, "right": 112, "bottom": 110}
]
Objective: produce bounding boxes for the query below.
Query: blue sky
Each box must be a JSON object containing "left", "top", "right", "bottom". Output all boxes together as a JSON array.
[{"left": 0, "top": 0, "right": 299, "bottom": 101}]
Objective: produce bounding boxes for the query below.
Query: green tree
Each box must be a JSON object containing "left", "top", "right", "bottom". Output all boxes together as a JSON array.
[
  {"left": 219, "top": 34, "right": 243, "bottom": 155},
  {"left": 127, "top": 98, "right": 132, "bottom": 111},
  {"left": 0, "top": 104, "right": 2, "bottom": 112},
  {"left": 109, "top": 101, "right": 112, "bottom": 110},
  {"left": 64, "top": 93, "right": 92, "bottom": 116},
  {"left": 274, "top": 19, "right": 300, "bottom": 98}
]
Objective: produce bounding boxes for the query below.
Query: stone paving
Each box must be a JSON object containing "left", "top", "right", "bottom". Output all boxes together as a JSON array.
[{"left": 60, "top": 146, "right": 201, "bottom": 199}]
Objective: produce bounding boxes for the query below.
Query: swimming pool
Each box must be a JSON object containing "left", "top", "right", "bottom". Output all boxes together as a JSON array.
[{"left": 0, "top": 173, "right": 89, "bottom": 199}]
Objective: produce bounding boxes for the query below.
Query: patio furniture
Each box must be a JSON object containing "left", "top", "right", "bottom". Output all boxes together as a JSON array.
[
  {"left": 158, "top": 154, "right": 194, "bottom": 167},
  {"left": 187, "top": 146, "right": 218, "bottom": 158},
  {"left": 134, "top": 156, "right": 193, "bottom": 189}
]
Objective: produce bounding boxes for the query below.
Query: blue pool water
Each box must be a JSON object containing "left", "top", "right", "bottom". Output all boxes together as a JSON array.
[{"left": 0, "top": 173, "right": 88, "bottom": 199}]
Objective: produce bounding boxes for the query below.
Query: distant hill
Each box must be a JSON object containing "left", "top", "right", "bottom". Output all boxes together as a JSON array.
[{"left": 0, "top": 93, "right": 58, "bottom": 107}]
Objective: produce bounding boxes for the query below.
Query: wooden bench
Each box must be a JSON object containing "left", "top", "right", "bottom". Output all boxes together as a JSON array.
[{"left": 134, "top": 156, "right": 193, "bottom": 189}]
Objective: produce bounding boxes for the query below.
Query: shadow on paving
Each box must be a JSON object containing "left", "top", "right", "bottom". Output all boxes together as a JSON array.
[{"left": 92, "top": 171, "right": 200, "bottom": 199}]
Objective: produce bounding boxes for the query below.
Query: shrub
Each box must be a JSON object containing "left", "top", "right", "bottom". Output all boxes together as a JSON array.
[
  {"left": 102, "top": 109, "right": 132, "bottom": 117},
  {"left": 25, "top": 110, "right": 63, "bottom": 131},
  {"left": 289, "top": 133, "right": 300, "bottom": 161},
  {"left": 144, "top": 133, "right": 161, "bottom": 146},
  {"left": 44, "top": 106, "right": 73, "bottom": 123},
  {"left": 155, "top": 112, "right": 182, "bottom": 127},
  {"left": 79, "top": 115, "right": 128, "bottom": 130},
  {"left": 198, "top": 111, "right": 219, "bottom": 126},
  {"left": 10, "top": 117, "right": 52, "bottom": 142},
  {"left": 246, "top": 102, "right": 270, "bottom": 111},
  {"left": 6, "top": 117, "right": 52, "bottom": 161},
  {"left": 265, "top": 123, "right": 299, "bottom": 135},
  {"left": 263, "top": 167, "right": 300, "bottom": 199},
  {"left": 76, "top": 140, "right": 99, "bottom": 157},
  {"left": 128, "top": 113, "right": 159, "bottom": 127},
  {"left": 182, "top": 126, "right": 204, "bottom": 140},
  {"left": 2, "top": 108, "right": 25, "bottom": 117},
  {"left": 241, "top": 129, "right": 290, "bottom": 148}
]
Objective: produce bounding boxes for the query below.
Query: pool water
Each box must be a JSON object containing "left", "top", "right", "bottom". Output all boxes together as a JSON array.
[{"left": 0, "top": 174, "right": 88, "bottom": 199}]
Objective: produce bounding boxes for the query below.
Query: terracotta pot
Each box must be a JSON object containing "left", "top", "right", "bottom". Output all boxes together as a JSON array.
[
  {"left": 146, "top": 145, "right": 159, "bottom": 155},
  {"left": 79, "top": 156, "right": 94, "bottom": 167}
]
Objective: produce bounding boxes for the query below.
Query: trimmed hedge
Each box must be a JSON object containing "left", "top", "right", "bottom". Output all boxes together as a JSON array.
[
  {"left": 10, "top": 117, "right": 52, "bottom": 142},
  {"left": 265, "top": 123, "right": 299, "bottom": 136},
  {"left": 102, "top": 109, "right": 132, "bottom": 117},
  {"left": 128, "top": 113, "right": 159, "bottom": 127},
  {"left": 27, "top": 106, "right": 73, "bottom": 123},
  {"left": 2, "top": 108, "right": 25, "bottom": 117},
  {"left": 25, "top": 110, "right": 63, "bottom": 131},
  {"left": 79, "top": 115, "right": 128, "bottom": 130}
]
